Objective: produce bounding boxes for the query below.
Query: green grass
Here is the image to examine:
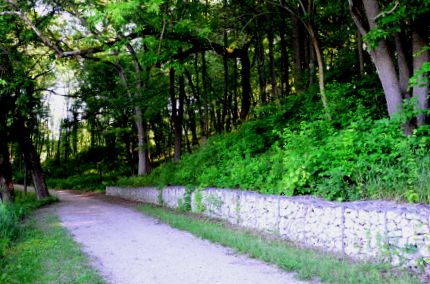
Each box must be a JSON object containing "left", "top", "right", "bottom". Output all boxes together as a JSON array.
[
  {"left": 0, "top": 192, "right": 58, "bottom": 258},
  {"left": 0, "top": 212, "right": 105, "bottom": 284},
  {"left": 139, "top": 204, "right": 420, "bottom": 284}
]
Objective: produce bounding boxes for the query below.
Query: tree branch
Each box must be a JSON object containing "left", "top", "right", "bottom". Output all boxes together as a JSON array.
[
  {"left": 31, "top": 68, "right": 54, "bottom": 80},
  {"left": 38, "top": 88, "right": 80, "bottom": 98},
  {"left": 348, "top": 0, "right": 369, "bottom": 36}
]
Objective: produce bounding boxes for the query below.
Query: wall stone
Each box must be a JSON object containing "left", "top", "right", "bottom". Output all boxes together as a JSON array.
[
  {"left": 106, "top": 186, "right": 430, "bottom": 273},
  {"left": 106, "top": 186, "right": 160, "bottom": 204},
  {"left": 195, "top": 188, "right": 240, "bottom": 224},
  {"left": 162, "top": 186, "right": 187, "bottom": 209}
]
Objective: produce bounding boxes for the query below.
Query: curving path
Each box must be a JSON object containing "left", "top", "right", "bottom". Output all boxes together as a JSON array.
[{"left": 52, "top": 190, "right": 311, "bottom": 284}]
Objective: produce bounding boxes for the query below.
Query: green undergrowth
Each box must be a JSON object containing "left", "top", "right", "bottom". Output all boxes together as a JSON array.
[
  {"left": 0, "top": 191, "right": 57, "bottom": 259},
  {"left": 0, "top": 212, "right": 104, "bottom": 284},
  {"left": 139, "top": 204, "right": 420, "bottom": 284},
  {"left": 49, "top": 79, "right": 430, "bottom": 203},
  {"left": 47, "top": 174, "right": 114, "bottom": 192},
  {"left": 118, "top": 100, "right": 430, "bottom": 203},
  {"left": 41, "top": 145, "right": 126, "bottom": 192}
]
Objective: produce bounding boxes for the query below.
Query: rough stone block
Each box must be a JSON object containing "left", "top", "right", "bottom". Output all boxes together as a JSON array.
[
  {"left": 279, "top": 199, "right": 308, "bottom": 244},
  {"left": 238, "top": 191, "right": 259, "bottom": 229},
  {"left": 254, "top": 195, "right": 280, "bottom": 233},
  {"left": 162, "top": 186, "right": 186, "bottom": 209}
]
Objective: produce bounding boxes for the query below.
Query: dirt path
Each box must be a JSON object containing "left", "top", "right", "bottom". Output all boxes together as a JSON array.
[{"left": 50, "top": 190, "right": 311, "bottom": 284}]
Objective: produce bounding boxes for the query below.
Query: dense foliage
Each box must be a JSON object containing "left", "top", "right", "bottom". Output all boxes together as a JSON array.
[
  {"left": 1, "top": 0, "right": 429, "bottom": 203},
  {"left": 118, "top": 81, "right": 430, "bottom": 202}
]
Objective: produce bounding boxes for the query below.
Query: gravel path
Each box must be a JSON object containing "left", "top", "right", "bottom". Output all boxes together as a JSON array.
[{"left": 52, "top": 190, "right": 310, "bottom": 284}]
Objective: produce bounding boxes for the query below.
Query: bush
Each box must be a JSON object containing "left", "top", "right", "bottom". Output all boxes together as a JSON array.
[
  {"left": 0, "top": 204, "right": 18, "bottom": 257},
  {"left": 69, "top": 80, "right": 430, "bottom": 203},
  {"left": 118, "top": 85, "right": 430, "bottom": 203},
  {"left": 0, "top": 192, "right": 57, "bottom": 259},
  {"left": 278, "top": 114, "right": 430, "bottom": 201},
  {"left": 47, "top": 173, "right": 117, "bottom": 191}
]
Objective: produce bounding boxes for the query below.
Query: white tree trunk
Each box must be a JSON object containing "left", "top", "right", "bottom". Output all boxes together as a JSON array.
[{"left": 135, "top": 106, "right": 148, "bottom": 175}]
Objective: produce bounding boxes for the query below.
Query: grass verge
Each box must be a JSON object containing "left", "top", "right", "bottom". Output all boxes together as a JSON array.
[
  {"left": 0, "top": 192, "right": 58, "bottom": 258},
  {"left": 139, "top": 204, "right": 420, "bottom": 284},
  {"left": 0, "top": 204, "right": 104, "bottom": 283}
]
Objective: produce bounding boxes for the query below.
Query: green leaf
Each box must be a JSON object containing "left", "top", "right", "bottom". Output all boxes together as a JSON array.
[{"left": 147, "top": 0, "right": 164, "bottom": 14}]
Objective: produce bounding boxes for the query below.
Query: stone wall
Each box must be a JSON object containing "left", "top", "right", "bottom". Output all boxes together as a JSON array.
[
  {"left": 106, "top": 186, "right": 430, "bottom": 272},
  {"left": 107, "top": 186, "right": 160, "bottom": 204}
]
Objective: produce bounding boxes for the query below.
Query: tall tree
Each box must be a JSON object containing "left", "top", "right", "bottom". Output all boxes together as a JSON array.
[{"left": 349, "top": 0, "right": 403, "bottom": 118}]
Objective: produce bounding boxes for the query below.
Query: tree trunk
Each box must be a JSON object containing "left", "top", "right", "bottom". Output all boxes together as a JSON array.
[
  {"left": 19, "top": 123, "right": 49, "bottom": 199},
  {"left": 184, "top": 124, "right": 192, "bottom": 153},
  {"left": 184, "top": 69, "right": 199, "bottom": 146},
  {"left": 0, "top": 98, "right": 15, "bottom": 203},
  {"left": 24, "top": 163, "right": 28, "bottom": 195},
  {"left": 240, "top": 49, "right": 251, "bottom": 120},
  {"left": 122, "top": 131, "right": 135, "bottom": 175},
  {"left": 350, "top": 0, "right": 403, "bottom": 119},
  {"left": 71, "top": 111, "right": 78, "bottom": 156},
  {"left": 135, "top": 108, "right": 149, "bottom": 175},
  {"left": 232, "top": 58, "right": 239, "bottom": 125},
  {"left": 412, "top": 18, "right": 429, "bottom": 126},
  {"left": 210, "top": 107, "right": 217, "bottom": 133},
  {"left": 279, "top": 23, "right": 290, "bottom": 96},
  {"left": 306, "top": 23, "right": 331, "bottom": 120},
  {"left": 370, "top": 45, "right": 403, "bottom": 118},
  {"left": 63, "top": 126, "right": 69, "bottom": 163},
  {"left": 222, "top": 30, "right": 229, "bottom": 131},
  {"left": 176, "top": 74, "right": 185, "bottom": 161},
  {"left": 357, "top": 32, "right": 365, "bottom": 76},
  {"left": 292, "top": 14, "right": 304, "bottom": 93},
  {"left": 256, "top": 30, "right": 267, "bottom": 103},
  {"left": 169, "top": 68, "right": 178, "bottom": 161},
  {"left": 0, "top": 137, "right": 15, "bottom": 203},
  {"left": 394, "top": 33, "right": 411, "bottom": 100},
  {"left": 113, "top": 56, "right": 149, "bottom": 175},
  {"left": 193, "top": 54, "right": 205, "bottom": 142},
  {"left": 308, "top": 39, "right": 316, "bottom": 87},
  {"left": 56, "top": 128, "right": 62, "bottom": 163},
  {"left": 201, "top": 51, "right": 209, "bottom": 142},
  {"left": 216, "top": 108, "right": 222, "bottom": 134},
  {"left": 221, "top": 0, "right": 229, "bottom": 131},
  {"left": 170, "top": 68, "right": 185, "bottom": 162},
  {"left": 268, "top": 29, "right": 278, "bottom": 100},
  {"left": 127, "top": 44, "right": 151, "bottom": 175}
]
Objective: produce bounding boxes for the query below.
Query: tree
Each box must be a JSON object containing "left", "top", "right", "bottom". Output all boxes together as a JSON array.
[
  {"left": 349, "top": 0, "right": 403, "bottom": 119},
  {"left": 277, "top": 0, "right": 331, "bottom": 119},
  {"left": 0, "top": 11, "right": 51, "bottom": 200},
  {"left": 349, "top": 0, "right": 430, "bottom": 126}
]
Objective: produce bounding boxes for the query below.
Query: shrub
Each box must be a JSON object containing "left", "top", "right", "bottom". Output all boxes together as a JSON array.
[
  {"left": 0, "top": 204, "right": 18, "bottom": 257},
  {"left": 0, "top": 192, "right": 57, "bottom": 259},
  {"left": 47, "top": 173, "right": 117, "bottom": 191}
]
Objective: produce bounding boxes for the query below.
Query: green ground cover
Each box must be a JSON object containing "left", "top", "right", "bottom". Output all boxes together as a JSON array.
[
  {"left": 0, "top": 192, "right": 104, "bottom": 284},
  {"left": 118, "top": 87, "right": 430, "bottom": 203}
]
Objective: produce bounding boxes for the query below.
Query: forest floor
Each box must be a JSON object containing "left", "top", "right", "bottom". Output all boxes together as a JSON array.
[{"left": 41, "top": 189, "right": 311, "bottom": 284}]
